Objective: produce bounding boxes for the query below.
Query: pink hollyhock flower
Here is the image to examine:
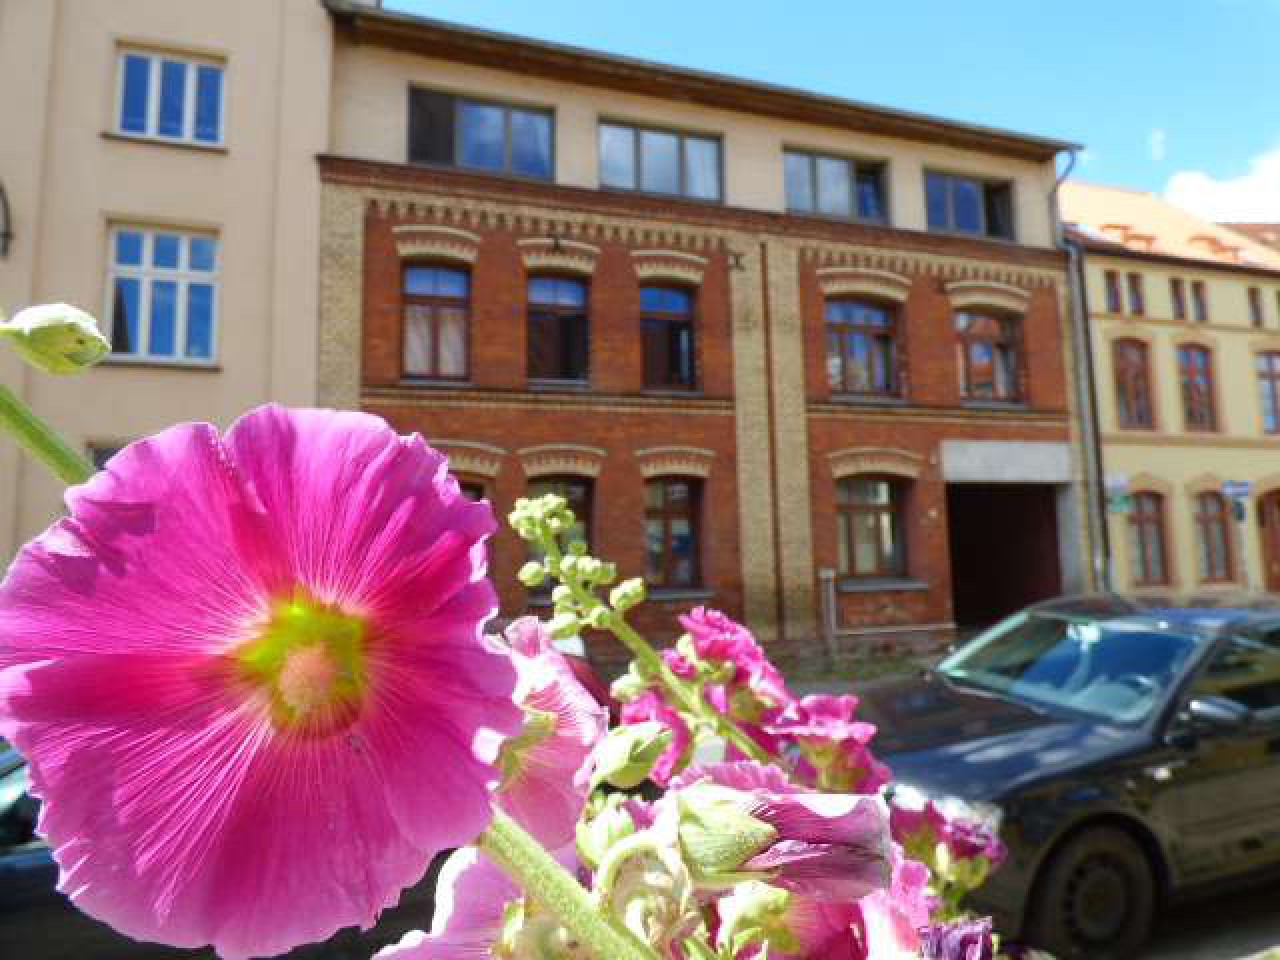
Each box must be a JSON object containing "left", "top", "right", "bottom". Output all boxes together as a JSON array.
[
  {"left": 0, "top": 406, "right": 523, "bottom": 959},
  {"left": 767, "top": 695, "right": 891, "bottom": 794},
  {"left": 679, "top": 607, "right": 792, "bottom": 707},
  {"left": 889, "top": 797, "right": 948, "bottom": 856},
  {"left": 619, "top": 690, "right": 691, "bottom": 786},
  {"left": 669, "top": 760, "right": 800, "bottom": 793},
  {"left": 943, "top": 816, "right": 1007, "bottom": 868},
  {"left": 919, "top": 917, "right": 995, "bottom": 960},
  {"left": 497, "top": 617, "right": 608, "bottom": 846}
]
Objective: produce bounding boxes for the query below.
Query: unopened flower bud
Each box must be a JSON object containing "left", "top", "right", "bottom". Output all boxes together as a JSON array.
[
  {"left": 598, "top": 833, "right": 698, "bottom": 952},
  {"left": 714, "top": 881, "right": 799, "bottom": 956},
  {"left": 0, "top": 304, "right": 109, "bottom": 374},
  {"left": 576, "top": 793, "right": 637, "bottom": 869},
  {"left": 548, "top": 612, "right": 580, "bottom": 640},
  {"left": 517, "top": 561, "right": 546, "bottom": 587},
  {"left": 591, "top": 722, "right": 674, "bottom": 790},
  {"left": 551, "top": 585, "right": 573, "bottom": 606},
  {"left": 585, "top": 606, "right": 612, "bottom": 630},
  {"left": 567, "top": 539, "right": 588, "bottom": 557},
  {"left": 610, "top": 578, "right": 646, "bottom": 612},
  {"left": 610, "top": 664, "right": 651, "bottom": 704}
]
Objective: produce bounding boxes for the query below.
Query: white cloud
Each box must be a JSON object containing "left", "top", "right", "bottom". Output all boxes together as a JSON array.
[
  {"left": 1148, "top": 128, "right": 1167, "bottom": 163},
  {"left": 1164, "top": 144, "right": 1280, "bottom": 222}
]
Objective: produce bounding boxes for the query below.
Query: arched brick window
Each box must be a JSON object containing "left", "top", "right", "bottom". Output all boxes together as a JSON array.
[
  {"left": 955, "top": 311, "right": 1022, "bottom": 402},
  {"left": 825, "top": 299, "right": 901, "bottom": 397},
  {"left": 640, "top": 286, "right": 696, "bottom": 389},
  {"left": 1127, "top": 492, "right": 1169, "bottom": 586},
  {"left": 528, "top": 276, "right": 589, "bottom": 383},
  {"left": 1113, "top": 339, "right": 1154, "bottom": 429},
  {"left": 403, "top": 264, "right": 469, "bottom": 379},
  {"left": 836, "top": 475, "right": 907, "bottom": 579},
  {"left": 1178, "top": 345, "right": 1217, "bottom": 431},
  {"left": 644, "top": 476, "right": 702, "bottom": 588},
  {"left": 1193, "top": 492, "right": 1233, "bottom": 583}
]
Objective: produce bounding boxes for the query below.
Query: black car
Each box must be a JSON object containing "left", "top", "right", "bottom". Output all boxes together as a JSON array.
[
  {"left": 0, "top": 747, "right": 440, "bottom": 959},
  {"left": 863, "top": 594, "right": 1280, "bottom": 959}
]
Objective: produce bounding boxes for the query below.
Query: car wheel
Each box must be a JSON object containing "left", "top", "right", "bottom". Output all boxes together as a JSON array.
[{"left": 1025, "top": 826, "right": 1155, "bottom": 960}]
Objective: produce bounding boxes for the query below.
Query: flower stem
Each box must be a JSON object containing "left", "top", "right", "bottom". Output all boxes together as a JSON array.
[
  {"left": 0, "top": 383, "right": 93, "bottom": 486},
  {"left": 478, "top": 807, "right": 659, "bottom": 960}
]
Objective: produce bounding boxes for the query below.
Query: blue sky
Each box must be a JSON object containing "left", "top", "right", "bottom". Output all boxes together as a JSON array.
[{"left": 387, "top": 0, "right": 1280, "bottom": 220}]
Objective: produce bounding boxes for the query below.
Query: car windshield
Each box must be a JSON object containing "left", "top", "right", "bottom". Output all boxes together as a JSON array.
[{"left": 937, "top": 610, "right": 1202, "bottom": 723}]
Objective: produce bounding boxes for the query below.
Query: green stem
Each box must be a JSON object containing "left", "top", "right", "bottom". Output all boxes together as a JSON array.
[
  {"left": 478, "top": 807, "right": 659, "bottom": 960},
  {"left": 0, "top": 383, "right": 93, "bottom": 485}
]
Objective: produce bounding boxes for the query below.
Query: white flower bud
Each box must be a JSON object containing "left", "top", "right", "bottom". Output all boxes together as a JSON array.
[{"left": 0, "top": 304, "right": 109, "bottom": 375}]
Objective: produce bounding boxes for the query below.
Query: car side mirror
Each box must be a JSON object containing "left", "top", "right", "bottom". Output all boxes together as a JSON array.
[{"left": 1185, "top": 695, "right": 1251, "bottom": 733}]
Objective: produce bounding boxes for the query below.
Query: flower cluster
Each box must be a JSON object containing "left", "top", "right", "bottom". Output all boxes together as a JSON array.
[{"left": 0, "top": 320, "right": 1021, "bottom": 960}]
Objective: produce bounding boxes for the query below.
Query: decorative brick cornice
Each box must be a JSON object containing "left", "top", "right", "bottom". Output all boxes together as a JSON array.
[
  {"left": 432, "top": 439, "right": 506, "bottom": 478},
  {"left": 392, "top": 224, "right": 481, "bottom": 263},
  {"left": 817, "top": 267, "right": 912, "bottom": 302},
  {"left": 634, "top": 445, "right": 715, "bottom": 479},
  {"left": 828, "top": 446, "right": 924, "bottom": 479},
  {"left": 945, "top": 280, "right": 1033, "bottom": 313},
  {"left": 518, "top": 236, "right": 600, "bottom": 275},
  {"left": 518, "top": 443, "right": 607, "bottom": 478},
  {"left": 632, "top": 249, "right": 708, "bottom": 286}
]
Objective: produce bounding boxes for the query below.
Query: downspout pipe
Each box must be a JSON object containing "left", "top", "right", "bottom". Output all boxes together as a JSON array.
[{"left": 1051, "top": 150, "right": 1112, "bottom": 592}]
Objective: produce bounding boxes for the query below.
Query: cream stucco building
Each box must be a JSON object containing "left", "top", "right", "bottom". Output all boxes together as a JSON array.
[
  {"left": 1063, "top": 183, "right": 1280, "bottom": 594},
  {"left": 0, "top": 0, "right": 332, "bottom": 560}
]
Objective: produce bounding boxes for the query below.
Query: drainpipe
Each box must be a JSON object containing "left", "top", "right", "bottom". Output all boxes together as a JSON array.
[{"left": 1051, "top": 150, "right": 1112, "bottom": 592}]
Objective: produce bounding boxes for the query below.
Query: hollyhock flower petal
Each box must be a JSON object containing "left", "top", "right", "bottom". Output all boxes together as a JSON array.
[
  {"left": 669, "top": 760, "right": 801, "bottom": 793},
  {"left": 619, "top": 691, "right": 691, "bottom": 786},
  {"left": 919, "top": 917, "right": 996, "bottom": 960},
  {"left": 854, "top": 891, "right": 922, "bottom": 959},
  {"left": 679, "top": 607, "right": 792, "bottom": 706},
  {"left": 0, "top": 406, "right": 523, "bottom": 959},
  {"left": 497, "top": 617, "right": 608, "bottom": 845},
  {"left": 766, "top": 693, "right": 877, "bottom": 744}
]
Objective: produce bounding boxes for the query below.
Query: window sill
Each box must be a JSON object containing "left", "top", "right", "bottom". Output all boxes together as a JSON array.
[
  {"left": 407, "top": 158, "right": 553, "bottom": 187},
  {"left": 641, "top": 386, "right": 701, "bottom": 398},
  {"left": 101, "top": 356, "right": 221, "bottom": 372},
  {"left": 102, "top": 131, "right": 227, "bottom": 154},
  {"left": 785, "top": 208, "right": 890, "bottom": 229},
  {"left": 925, "top": 225, "right": 1017, "bottom": 244},
  {"left": 648, "top": 587, "right": 714, "bottom": 602},
  {"left": 829, "top": 393, "right": 908, "bottom": 407},
  {"left": 528, "top": 378, "right": 591, "bottom": 392},
  {"left": 961, "top": 399, "right": 1028, "bottom": 411},
  {"left": 838, "top": 578, "right": 929, "bottom": 594},
  {"left": 599, "top": 185, "right": 724, "bottom": 207},
  {"left": 398, "top": 376, "right": 472, "bottom": 389}
]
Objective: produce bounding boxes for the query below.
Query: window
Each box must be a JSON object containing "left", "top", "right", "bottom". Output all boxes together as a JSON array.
[
  {"left": 1126, "top": 273, "right": 1145, "bottom": 315},
  {"left": 924, "top": 172, "right": 1014, "bottom": 240},
  {"left": 1249, "top": 287, "right": 1265, "bottom": 328},
  {"left": 457, "top": 477, "right": 487, "bottom": 502},
  {"left": 1128, "top": 492, "right": 1169, "bottom": 586},
  {"left": 1258, "top": 352, "right": 1280, "bottom": 434},
  {"left": 408, "top": 89, "right": 552, "bottom": 179},
  {"left": 1104, "top": 271, "right": 1123, "bottom": 313},
  {"left": 599, "top": 123, "right": 721, "bottom": 201},
  {"left": 1189, "top": 631, "right": 1280, "bottom": 714},
  {"left": 955, "top": 311, "right": 1022, "bottom": 401},
  {"left": 402, "top": 265, "right": 468, "bottom": 379},
  {"left": 1193, "top": 492, "right": 1234, "bottom": 583},
  {"left": 784, "top": 150, "right": 887, "bottom": 222},
  {"left": 1113, "top": 339, "right": 1154, "bottom": 429},
  {"left": 1178, "top": 345, "right": 1217, "bottom": 431},
  {"left": 117, "top": 50, "right": 224, "bottom": 146},
  {"left": 108, "top": 227, "right": 217, "bottom": 362},
  {"left": 528, "top": 276, "right": 589, "bottom": 382},
  {"left": 825, "top": 299, "right": 900, "bottom": 397},
  {"left": 641, "top": 286, "right": 696, "bottom": 390},
  {"left": 645, "top": 478, "right": 702, "bottom": 588},
  {"left": 1191, "top": 280, "right": 1209, "bottom": 323},
  {"left": 1170, "top": 277, "right": 1187, "bottom": 321},
  {"left": 837, "top": 476, "right": 907, "bottom": 579}
]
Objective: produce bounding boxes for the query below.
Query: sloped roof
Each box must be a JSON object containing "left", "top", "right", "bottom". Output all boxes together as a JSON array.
[
  {"left": 1060, "top": 181, "right": 1280, "bottom": 273},
  {"left": 1223, "top": 223, "right": 1280, "bottom": 252}
]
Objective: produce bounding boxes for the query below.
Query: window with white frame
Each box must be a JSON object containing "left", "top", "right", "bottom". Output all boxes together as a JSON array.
[
  {"left": 117, "top": 49, "right": 225, "bottom": 146},
  {"left": 108, "top": 227, "right": 218, "bottom": 363}
]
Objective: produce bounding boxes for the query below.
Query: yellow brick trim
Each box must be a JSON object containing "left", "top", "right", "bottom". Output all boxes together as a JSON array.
[
  {"left": 518, "top": 443, "right": 606, "bottom": 479},
  {"left": 946, "top": 280, "right": 1032, "bottom": 313},
  {"left": 393, "top": 225, "right": 481, "bottom": 263},
  {"left": 817, "top": 267, "right": 912, "bottom": 303},
  {"left": 634, "top": 445, "right": 715, "bottom": 479},
  {"left": 828, "top": 446, "right": 924, "bottom": 479},
  {"left": 1126, "top": 473, "right": 1174, "bottom": 496},
  {"left": 432, "top": 439, "right": 506, "bottom": 479},
  {"left": 1185, "top": 473, "right": 1227, "bottom": 496}
]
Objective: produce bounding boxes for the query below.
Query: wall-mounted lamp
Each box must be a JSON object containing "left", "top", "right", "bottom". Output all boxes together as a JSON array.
[{"left": 0, "top": 182, "right": 12, "bottom": 258}]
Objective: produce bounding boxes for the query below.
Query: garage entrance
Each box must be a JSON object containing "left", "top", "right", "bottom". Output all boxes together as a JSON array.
[{"left": 947, "top": 483, "right": 1062, "bottom": 630}]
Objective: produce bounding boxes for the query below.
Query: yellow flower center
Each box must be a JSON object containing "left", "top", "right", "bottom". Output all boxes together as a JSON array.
[{"left": 236, "top": 596, "right": 368, "bottom": 731}]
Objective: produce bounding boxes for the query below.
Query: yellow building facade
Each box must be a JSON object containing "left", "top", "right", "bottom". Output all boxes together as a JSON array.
[{"left": 1063, "top": 183, "right": 1280, "bottom": 594}]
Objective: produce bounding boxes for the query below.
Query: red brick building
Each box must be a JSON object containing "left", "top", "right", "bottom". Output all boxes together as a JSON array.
[{"left": 317, "top": 3, "right": 1097, "bottom": 667}]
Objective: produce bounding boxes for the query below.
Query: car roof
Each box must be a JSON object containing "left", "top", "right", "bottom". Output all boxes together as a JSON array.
[{"left": 1029, "top": 593, "right": 1280, "bottom": 637}]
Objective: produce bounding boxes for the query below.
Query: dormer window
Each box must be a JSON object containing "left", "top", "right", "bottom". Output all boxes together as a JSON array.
[
  {"left": 408, "top": 89, "right": 553, "bottom": 180},
  {"left": 925, "top": 172, "right": 1014, "bottom": 240}
]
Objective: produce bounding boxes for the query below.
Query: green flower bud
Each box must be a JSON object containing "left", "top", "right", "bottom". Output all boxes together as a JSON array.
[
  {"left": 0, "top": 303, "right": 109, "bottom": 375},
  {"left": 609, "top": 578, "right": 647, "bottom": 612},
  {"left": 517, "top": 561, "right": 546, "bottom": 587},
  {"left": 674, "top": 785, "right": 776, "bottom": 883},
  {"left": 598, "top": 833, "right": 698, "bottom": 953},
  {"left": 591, "top": 721, "right": 674, "bottom": 791},
  {"left": 567, "top": 539, "right": 588, "bottom": 557},
  {"left": 551, "top": 584, "right": 573, "bottom": 606},
  {"left": 610, "top": 663, "right": 651, "bottom": 704},
  {"left": 584, "top": 606, "right": 612, "bottom": 630},
  {"left": 714, "top": 881, "right": 800, "bottom": 956},
  {"left": 548, "top": 612, "right": 581, "bottom": 640},
  {"left": 576, "top": 793, "right": 637, "bottom": 870}
]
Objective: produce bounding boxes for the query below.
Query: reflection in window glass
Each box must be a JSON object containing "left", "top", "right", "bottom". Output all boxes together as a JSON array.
[
  {"left": 458, "top": 101, "right": 505, "bottom": 171},
  {"left": 403, "top": 266, "right": 470, "bottom": 379},
  {"left": 599, "top": 124, "right": 636, "bottom": 188},
  {"left": 194, "top": 66, "right": 223, "bottom": 144},
  {"left": 108, "top": 227, "right": 219, "bottom": 362},
  {"left": 118, "top": 52, "right": 224, "bottom": 144},
  {"left": 684, "top": 137, "right": 719, "bottom": 200},
  {"left": 510, "top": 110, "right": 553, "bottom": 178},
  {"left": 120, "top": 54, "right": 150, "bottom": 134},
  {"left": 816, "top": 156, "right": 853, "bottom": 217},
  {"left": 640, "top": 130, "right": 680, "bottom": 194},
  {"left": 785, "top": 151, "right": 814, "bottom": 212},
  {"left": 158, "top": 60, "right": 187, "bottom": 138}
]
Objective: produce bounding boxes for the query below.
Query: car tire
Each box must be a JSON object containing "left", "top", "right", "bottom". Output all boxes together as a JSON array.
[{"left": 1025, "top": 825, "right": 1156, "bottom": 960}]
